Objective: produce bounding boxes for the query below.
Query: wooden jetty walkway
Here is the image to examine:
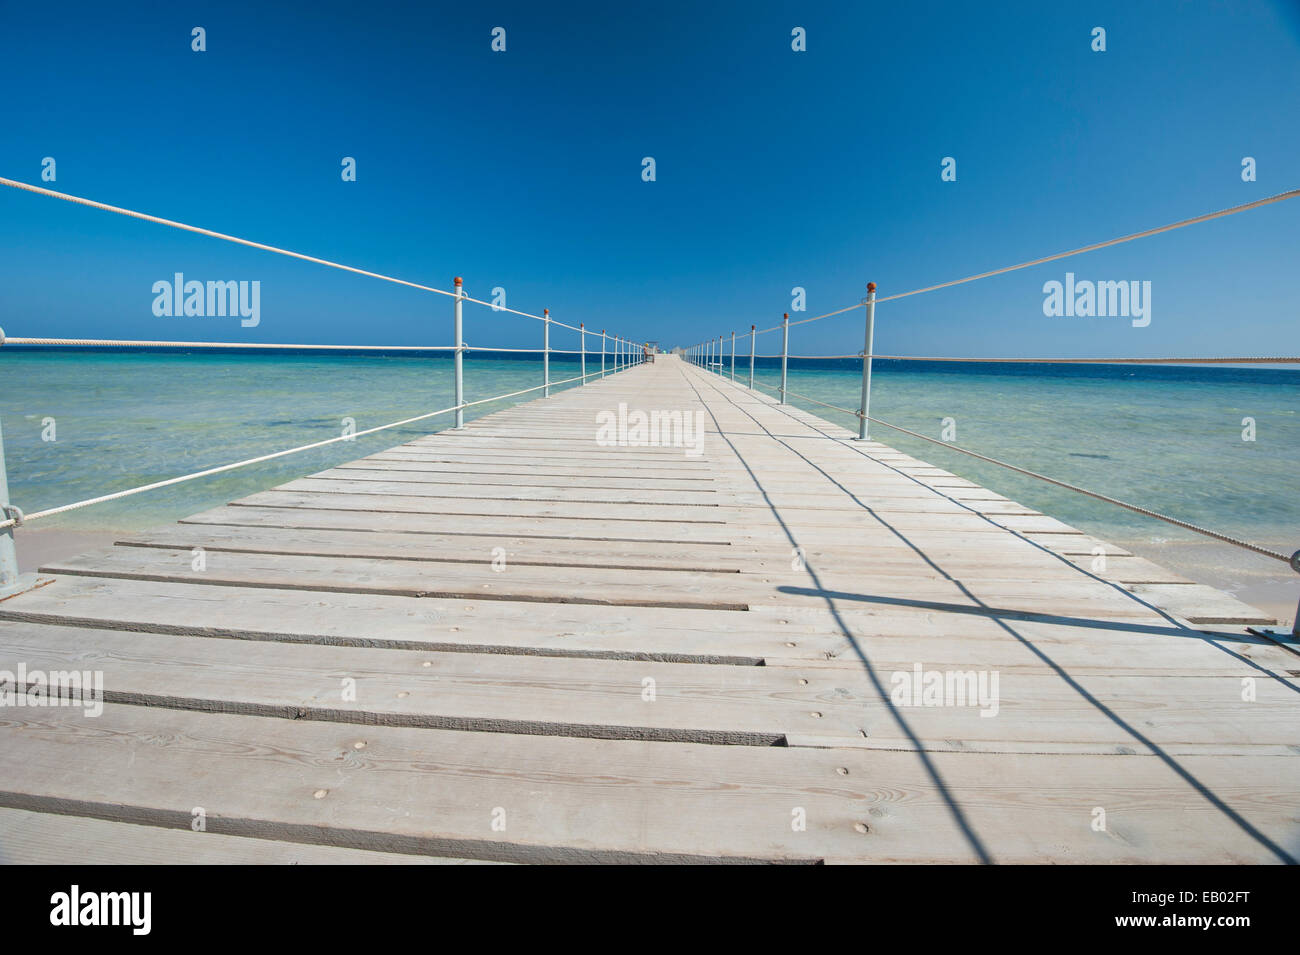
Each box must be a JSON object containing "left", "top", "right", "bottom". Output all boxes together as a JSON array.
[{"left": 0, "top": 354, "right": 1297, "bottom": 864}]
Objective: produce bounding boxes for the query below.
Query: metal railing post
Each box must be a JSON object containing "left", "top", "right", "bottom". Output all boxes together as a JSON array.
[
  {"left": 748, "top": 325, "right": 755, "bottom": 389},
  {"left": 0, "top": 413, "right": 29, "bottom": 599},
  {"left": 452, "top": 277, "right": 465, "bottom": 429},
  {"left": 601, "top": 330, "right": 606, "bottom": 378},
  {"left": 580, "top": 323, "right": 586, "bottom": 384},
  {"left": 543, "top": 308, "right": 551, "bottom": 397},
  {"left": 0, "top": 420, "right": 19, "bottom": 597},
  {"left": 730, "top": 331, "right": 736, "bottom": 381},
  {"left": 856, "top": 282, "right": 877, "bottom": 440},
  {"left": 779, "top": 313, "right": 789, "bottom": 404}
]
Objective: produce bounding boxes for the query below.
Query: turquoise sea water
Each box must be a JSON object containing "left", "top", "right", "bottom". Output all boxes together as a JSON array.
[
  {"left": 2, "top": 351, "right": 1297, "bottom": 565},
  {"left": 0, "top": 351, "right": 595, "bottom": 531},
  {"left": 742, "top": 357, "right": 1299, "bottom": 556}
]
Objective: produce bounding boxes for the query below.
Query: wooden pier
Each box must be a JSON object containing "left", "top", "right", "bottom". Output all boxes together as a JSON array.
[{"left": 0, "top": 354, "right": 1296, "bottom": 864}]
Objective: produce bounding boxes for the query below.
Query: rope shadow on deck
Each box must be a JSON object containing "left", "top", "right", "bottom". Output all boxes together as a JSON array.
[{"left": 687, "top": 364, "right": 1298, "bottom": 866}]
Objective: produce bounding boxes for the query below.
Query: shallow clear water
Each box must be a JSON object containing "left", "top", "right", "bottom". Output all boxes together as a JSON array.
[
  {"left": 0, "top": 350, "right": 594, "bottom": 530},
  {"left": 740, "top": 358, "right": 1300, "bottom": 557},
  {"left": 3, "top": 351, "right": 1297, "bottom": 565}
]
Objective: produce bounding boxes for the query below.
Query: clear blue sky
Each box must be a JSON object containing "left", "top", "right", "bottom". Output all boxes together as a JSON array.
[{"left": 1, "top": 0, "right": 1297, "bottom": 357}]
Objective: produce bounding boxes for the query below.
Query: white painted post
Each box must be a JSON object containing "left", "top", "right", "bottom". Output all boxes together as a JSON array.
[
  {"left": 730, "top": 331, "right": 736, "bottom": 381},
  {"left": 0, "top": 416, "right": 20, "bottom": 595},
  {"left": 779, "top": 312, "right": 789, "bottom": 404},
  {"left": 601, "top": 330, "right": 607, "bottom": 378},
  {"left": 580, "top": 323, "right": 586, "bottom": 384},
  {"left": 748, "top": 324, "right": 756, "bottom": 389},
  {"left": 543, "top": 308, "right": 551, "bottom": 397},
  {"left": 452, "top": 277, "right": 465, "bottom": 429},
  {"left": 857, "top": 283, "right": 877, "bottom": 440}
]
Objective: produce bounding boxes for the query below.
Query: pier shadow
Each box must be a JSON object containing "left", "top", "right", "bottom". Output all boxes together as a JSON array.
[
  {"left": 685, "top": 366, "right": 1298, "bottom": 866},
  {"left": 678, "top": 366, "right": 994, "bottom": 864},
  {"left": 773, "top": 587, "right": 1300, "bottom": 682}
]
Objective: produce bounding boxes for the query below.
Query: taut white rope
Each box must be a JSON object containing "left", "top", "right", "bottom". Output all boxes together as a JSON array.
[
  {"left": 0, "top": 336, "right": 604, "bottom": 355},
  {"left": 0, "top": 368, "right": 607, "bottom": 531},
  {"left": 3, "top": 337, "right": 456, "bottom": 351},
  {"left": 0, "top": 177, "right": 460, "bottom": 300},
  {"left": 741, "top": 376, "right": 1291, "bottom": 564},
  {"left": 750, "top": 188, "right": 1300, "bottom": 335},
  {"left": 746, "top": 353, "right": 1300, "bottom": 364},
  {"left": 0, "top": 176, "right": 598, "bottom": 335}
]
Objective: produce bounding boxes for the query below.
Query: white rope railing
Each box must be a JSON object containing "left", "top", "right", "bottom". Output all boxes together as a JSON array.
[
  {"left": 743, "top": 353, "right": 1300, "bottom": 364},
  {"left": 681, "top": 189, "right": 1300, "bottom": 595},
  {"left": 732, "top": 373, "right": 1294, "bottom": 566},
  {"left": 2, "top": 336, "right": 457, "bottom": 351},
  {"left": 0, "top": 366, "right": 614, "bottom": 532},
  {"left": 0, "top": 177, "right": 599, "bottom": 336},
  {"left": 741, "top": 187, "right": 1300, "bottom": 337},
  {"left": 0, "top": 175, "right": 652, "bottom": 547},
  {"left": 0, "top": 335, "right": 616, "bottom": 357}
]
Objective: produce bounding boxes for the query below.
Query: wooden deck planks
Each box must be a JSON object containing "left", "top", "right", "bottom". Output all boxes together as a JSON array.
[{"left": 0, "top": 354, "right": 1296, "bottom": 864}]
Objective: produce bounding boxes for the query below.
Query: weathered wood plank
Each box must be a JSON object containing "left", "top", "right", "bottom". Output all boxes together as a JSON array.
[
  {"left": 3, "top": 621, "right": 1294, "bottom": 756},
  {"left": 0, "top": 354, "right": 1287, "bottom": 865},
  {"left": 0, "top": 808, "right": 498, "bottom": 865},
  {"left": 2, "top": 704, "right": 1296, "bottom": 863}
]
